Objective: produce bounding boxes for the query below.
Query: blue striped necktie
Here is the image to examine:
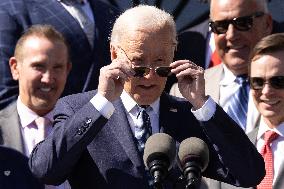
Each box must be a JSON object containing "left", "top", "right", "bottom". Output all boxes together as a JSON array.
[
  {"left": 135, "top": 106, "right": 152, "bottom": 153},
  {"left": 226, "top": 75, "right": 249, "bottom": 130}
]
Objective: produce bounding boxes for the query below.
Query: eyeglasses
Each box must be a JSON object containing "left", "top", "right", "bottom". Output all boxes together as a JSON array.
[
  {"left": 209, "top": 12, "right": 265, "bottom": 34},
  {"left": 249, "top": 76, "right": 284, "bottom": 90},
  {"left": 117, "top": 46, "right": 172, "bottom": 77}
]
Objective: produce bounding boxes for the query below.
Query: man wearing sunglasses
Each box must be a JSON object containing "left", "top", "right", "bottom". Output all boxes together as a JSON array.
[
  {"left": 29, "top": 5, "right": 265, "bottom": 189},
  {"left": 171, "top": 0, "right": 273, "bottom": 133},
  {"left": 205, "top": 33, "right": 284, "bottom": 189}
]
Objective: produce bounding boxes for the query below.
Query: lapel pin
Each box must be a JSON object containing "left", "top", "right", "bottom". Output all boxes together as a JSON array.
[
  {"left": 169, "top": 108, "right": 177, "bottom": 112},
  {"left": 4, "top": 170, "right": 11, "bottom": 176}
]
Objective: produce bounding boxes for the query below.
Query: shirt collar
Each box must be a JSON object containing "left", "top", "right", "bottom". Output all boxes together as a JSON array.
[
  {"left": 220, "top": 64, "right": 237, "bottom": 86},
  {"left": 16, "top": 97, "right": 54, "bottom": 128},
  {"left": 257, "top": 116, "right": 284, "bottom": 140},
  {"left": 121, "top": 90, "right": 160, "bottom": 115}
]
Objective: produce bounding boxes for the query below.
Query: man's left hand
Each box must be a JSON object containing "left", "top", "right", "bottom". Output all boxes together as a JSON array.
[{"left": 170, "top": 60, "right": 207, "bottom": 109}]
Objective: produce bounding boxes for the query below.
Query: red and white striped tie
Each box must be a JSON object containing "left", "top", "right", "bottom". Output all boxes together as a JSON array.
[{"left": 257, "top": 130, "right": 279, "bottom": 189}]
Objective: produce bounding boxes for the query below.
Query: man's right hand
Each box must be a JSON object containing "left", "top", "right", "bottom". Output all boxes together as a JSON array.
[{"left": 98, "top": 58, "right": 134, "bottom": 102}]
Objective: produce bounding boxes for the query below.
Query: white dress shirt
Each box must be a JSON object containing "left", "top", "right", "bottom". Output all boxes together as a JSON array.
[
  {"left": 90, "top": 90, "right": 217, "bottom": 136},
  {"left": 17, "top": 97, "right": 66, "bottom": 189},
  {"left": 219, "top": 65, "right": 259, "bottom": 133},
  {"left": 58, "top": 0, "right": 94, "bottom": 23},
  {"left": 17, "top": 97, "right": 53, "bottom": 156},
  {"left": 256, "top": 118, "right": 284, "bottom": 184}
]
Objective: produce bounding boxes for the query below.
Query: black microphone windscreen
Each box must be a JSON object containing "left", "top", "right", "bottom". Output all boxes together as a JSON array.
[
  {"left": 143, "top": 133, "right": 176, "bottom": 170},
  {"left": 178, "top": 137, "right": 209, "bottom": 172}
]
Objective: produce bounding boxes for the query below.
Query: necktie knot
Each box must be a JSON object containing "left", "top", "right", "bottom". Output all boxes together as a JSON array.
[
  {"left": 263, "top": 130, "right": 279, "bottom": 145},
  {"left": 235, "top": 75, "right": 248, "bottom": 85}
]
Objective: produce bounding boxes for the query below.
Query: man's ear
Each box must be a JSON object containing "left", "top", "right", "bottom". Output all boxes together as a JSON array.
[
  {"left": 9, "top": 57, "right": 20, "bottom": 81},
  {"left": 264, "top": 14, "right": 273, "bottom": 35},
  {"left": 110, "top": 44, "right": 118, "bottom": 61}
]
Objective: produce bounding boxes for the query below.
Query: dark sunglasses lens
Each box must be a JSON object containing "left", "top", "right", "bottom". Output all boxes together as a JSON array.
[
  {"left": 133, "top": 67, "right": 149, "bottom": 77},
  {"left": 155, "top": 67, "right": 171, "bottom": 77},
  {"left": 210, "top": 21, "right": 229, "bottom": 34},
  {"left": 233, "top": 16, "right": 253, "bottom": 31},
  {"left": 250, "top": 77, "right": 264, "bottom": 89},
  {"left": 270, "top": 76, "right": 284, "bottom": 89}
]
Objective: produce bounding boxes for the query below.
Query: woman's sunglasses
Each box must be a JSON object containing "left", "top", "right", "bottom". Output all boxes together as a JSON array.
[
  {"left": 249, "top": 76, "right": 284, "bottom": 90},
  {"left": 209, "top": 12, "right": 264, "bottom": 34}
]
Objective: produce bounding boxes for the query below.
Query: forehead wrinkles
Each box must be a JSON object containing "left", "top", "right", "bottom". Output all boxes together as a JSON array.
[{"left": 122, "top": 29, "right": 174, "bottom": 53}]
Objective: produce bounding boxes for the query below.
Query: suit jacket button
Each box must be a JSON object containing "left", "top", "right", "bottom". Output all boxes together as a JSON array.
[
  {"left": 86, "top": 118, "right": 92, "bottom": 124},
  {"left": 77, "top": 129, "right": 83, "bottom": 135}
]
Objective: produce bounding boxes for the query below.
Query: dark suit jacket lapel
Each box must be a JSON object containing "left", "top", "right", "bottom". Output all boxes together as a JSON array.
[
  {"left": 110, "top": 99, "right": 143, "bottom": 168},
  {"left": 0, "top": 103, "right": 25, "bottom": 154},
  {"left": 27, "top": 0, "right": 91, "bottom": 50},
  {"left": 159, "top": 93, "right": 182, "bottom": 137}
]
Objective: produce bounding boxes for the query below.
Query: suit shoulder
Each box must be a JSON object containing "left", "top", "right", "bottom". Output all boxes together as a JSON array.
[
  {"left": 205, "top": 64, "right": 223, "bottom": 79},
  {"left": 0, "top": 102, "right": 17, "bottom": 117},
  {"left": 57, "top": 90, "right": 97, "bottom": 108},
  {"left": 164, "top": 93, "right": 192, "bottom": 109}
]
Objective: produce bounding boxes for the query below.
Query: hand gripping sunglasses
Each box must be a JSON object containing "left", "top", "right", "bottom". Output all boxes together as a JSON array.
[
  {"left": 209, "top": 12, "right": 265, "bottom": 34},
  {"left": 249, "top": 76, "right": 284, "bottom": 90}
]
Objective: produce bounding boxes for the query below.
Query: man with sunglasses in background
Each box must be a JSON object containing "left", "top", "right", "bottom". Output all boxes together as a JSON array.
[
  {"left": 171, "top": 0, "right": 273, "bottom": 134},
  {"left": 206, "top": 33, "right": 284, "bottom": 189},
  {"left": 249, "top": 33, "right": 284, "bottom": 189},
  {"left": 29, "top": 5, "right": 265, "bottom": 189}
]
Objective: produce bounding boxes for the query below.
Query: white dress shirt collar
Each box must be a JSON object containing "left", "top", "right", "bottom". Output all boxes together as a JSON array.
[
  {"left": 257, "top": 117, "right": 284, "bottom": 140},
  {"left": 220, "top": 64, "right": 237, "bottom": 86},
  {"left": 120, "top": 90, "right": 160, "bottom": 115},
  {"left": 16, "top": 97, "right": 54, "bottom": 129}
]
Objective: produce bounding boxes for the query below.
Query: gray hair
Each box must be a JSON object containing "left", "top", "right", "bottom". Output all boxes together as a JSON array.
[{"left": 110, "top": 5, "right": 177, "bottom": 47}]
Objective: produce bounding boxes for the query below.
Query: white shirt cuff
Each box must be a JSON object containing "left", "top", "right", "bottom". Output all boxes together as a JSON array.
[
  {"left": 90, "top": 93, "right": 115, "bottom": 119},
  {"left": 191, "top": 96, "right": 216, "bottom": 121}
]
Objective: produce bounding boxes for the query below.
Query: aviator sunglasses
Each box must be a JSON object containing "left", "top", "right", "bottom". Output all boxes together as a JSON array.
[
  {"left": 249, "top": 76, "right": 284, "bottom": 90},
  {"left": 209, "top": 12, "right": 265, "bottom": 34},
  {"left": 117, "top": 46, "right": 172, "bottom": 77}
]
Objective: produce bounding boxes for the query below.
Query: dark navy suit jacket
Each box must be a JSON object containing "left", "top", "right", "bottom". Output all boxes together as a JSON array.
[
  {"left": 29, "top": 91, "right": 264, "bottom": 189},
  {"left": 0, "top": 0, "right": 120, "bottom": 109},
  {"left": 0, "top": 146, "right": 44, "bottom": 189}
]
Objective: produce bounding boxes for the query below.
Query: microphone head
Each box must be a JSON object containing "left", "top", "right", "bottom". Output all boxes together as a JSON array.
[
  {"left": 178, "top": 137, "right": 209, "bottom": 172},
  {"left": 143, "top": 133, "right": 176, "bottom": 170}
]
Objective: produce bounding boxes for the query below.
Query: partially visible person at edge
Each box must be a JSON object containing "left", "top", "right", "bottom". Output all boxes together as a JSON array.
[
  {"left": 0, "top": 0, "right": 120, "bottom": 110},
  {"left": 0, "top": 24, "right": 71, "bottom": 189},
  {"left": 204, "top": 32, "right": 284, "bottom": 189},
  {"left": 170, "top": 0, "right": 273, "bottom": 134}
]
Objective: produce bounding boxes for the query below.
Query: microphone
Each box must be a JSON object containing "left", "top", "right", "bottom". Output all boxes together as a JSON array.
[
  {"left": 143, "top": 133, "right": 176, "bottom": 189},
  {"left": 178, "top": 137, "right": 209, "bottom": 189}
]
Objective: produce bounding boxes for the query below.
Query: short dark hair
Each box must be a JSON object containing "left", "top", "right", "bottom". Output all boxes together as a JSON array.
[
  {"left": 14, "top": 24, "right": 70, "bottom": 62},
  {"left": 249, "top": 33, "right": 284, "bottom": 73}
]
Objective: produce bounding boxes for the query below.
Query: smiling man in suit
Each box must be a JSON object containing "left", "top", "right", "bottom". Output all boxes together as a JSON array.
[
  {"left": 0, "top": 0, "right": 120, "bottom": 110},
  {"left": 170, "top": 0, "right": 273, "bottom": 134},
  {"left": 205, "top": 33, "right": 284, "bottom": 189},
  {"left": 0, "top": 24, "right": 71, "bottom": 189},
  {"left": 29, "top": 5, "right": 265, "bottom": 189}
]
